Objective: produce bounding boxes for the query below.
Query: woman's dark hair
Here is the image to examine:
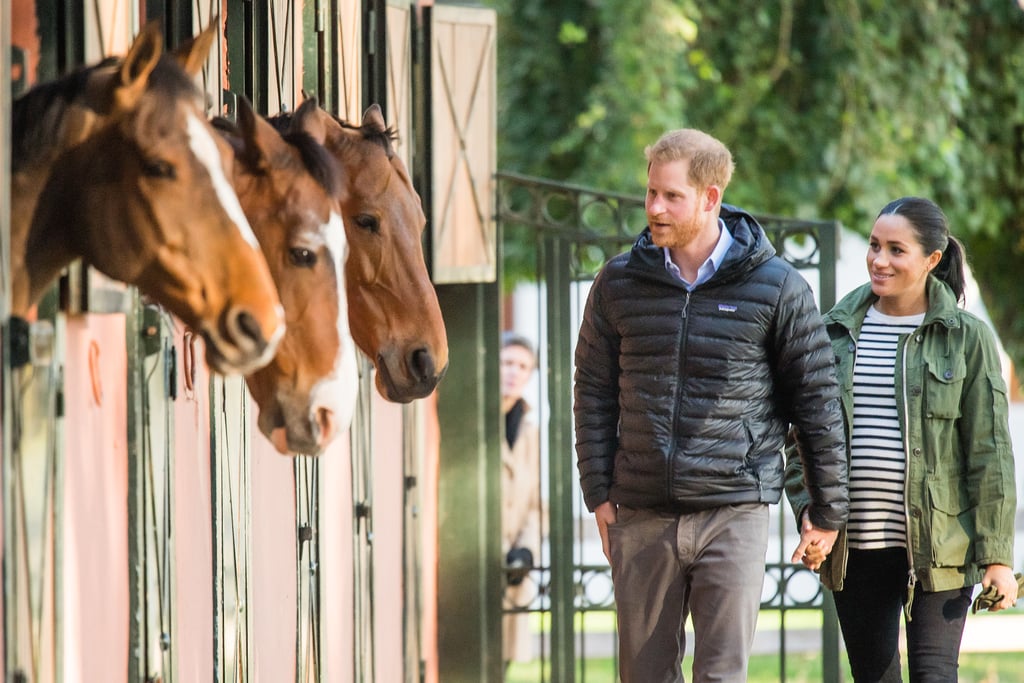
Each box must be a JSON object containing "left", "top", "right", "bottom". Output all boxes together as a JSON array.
[{"left": 877, "top": 196, "right": 967, "bottom": 304}]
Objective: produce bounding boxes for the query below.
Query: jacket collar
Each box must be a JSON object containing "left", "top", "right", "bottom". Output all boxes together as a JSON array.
[
  {"left": 826, "top": 276, "right": 962, "bottom": 332},
  {"left": 627, "top": 203, "right": 775, "bottom": 284}
]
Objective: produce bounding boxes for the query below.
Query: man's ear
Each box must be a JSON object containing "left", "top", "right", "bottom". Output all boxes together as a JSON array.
[{"left": 703, "top": 185, "right": 722, "bottom": 212}]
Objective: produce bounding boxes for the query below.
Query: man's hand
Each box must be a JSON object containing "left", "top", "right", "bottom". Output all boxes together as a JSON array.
[
  {"left": 791, "top": 509, "right": 838, "bottom": 570},
  {"left": 594, "top": 501, "right": 617, "bottom": 563}
]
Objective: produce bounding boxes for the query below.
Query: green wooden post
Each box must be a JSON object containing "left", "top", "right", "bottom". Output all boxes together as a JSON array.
[
  {"left": 544, "top": 233, "right": 577, "bottom": 682},
  {"left": 820, "top": 221, "right": 843, "bottom": 683},
  {"left": 435, "top": 281, "right": 503, "bottom": 682}
]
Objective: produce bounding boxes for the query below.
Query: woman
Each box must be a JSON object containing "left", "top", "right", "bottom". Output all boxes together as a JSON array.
[
  {"left": 500, "top": 332, "right": 542, "bottom": 669},
  {"left": 786, "top": 197, "right": 1017, "bottom": 681}
]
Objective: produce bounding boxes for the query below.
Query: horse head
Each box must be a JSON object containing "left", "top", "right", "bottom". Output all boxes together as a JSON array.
[
  {"left": 216, "top": 96, "right": 358, "bottom": 455},
  {"left": 281, "top": 100, "right": 449, "bottom": 402},
  {"left": 11, "top": 20, "right": 284, "bottom": 376}
]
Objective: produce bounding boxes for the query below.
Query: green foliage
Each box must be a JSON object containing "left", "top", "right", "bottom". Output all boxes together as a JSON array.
[{"left": 484, "top": 0, "right": 1024, "bottom": 380}]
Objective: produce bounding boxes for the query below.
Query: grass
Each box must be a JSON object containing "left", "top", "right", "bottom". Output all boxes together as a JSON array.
[{"left": 507, "top": 652, "right": 1024, "bottom": 683}]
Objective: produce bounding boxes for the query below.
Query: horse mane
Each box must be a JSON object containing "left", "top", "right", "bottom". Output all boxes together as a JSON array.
[
  {"left": 331, "top": 114, "right": 399, "bottom": 159},
  {"left": 253, "top": 114, "right": 344, "bottom": 199},
  {"left": 280, "top": 129, "right": 345, "bottom": 199},
  {"left": 11, "top": 54, "right": 201, "bottom": 173},
  {"left": 268, "top": 110, "right": 399, "bottom": 160},
  {"left": 10, "top": 58, "right": 115, "bottom": 172}
]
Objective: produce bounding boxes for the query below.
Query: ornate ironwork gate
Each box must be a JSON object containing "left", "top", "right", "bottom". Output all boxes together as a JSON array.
[{"left": 496, "top": 170, "right": 844, "bottom": 682}]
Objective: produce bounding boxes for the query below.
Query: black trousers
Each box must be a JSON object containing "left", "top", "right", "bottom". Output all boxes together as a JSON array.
[{"left": 832, "top": 547, "right": 973, "bottom": 683}]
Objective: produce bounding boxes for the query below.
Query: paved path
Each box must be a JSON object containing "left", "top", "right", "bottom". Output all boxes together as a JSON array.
[
  {"left": 556, "top": 613, "right": 1024, "bottom": 657},
  {"left": 753, "top": 613, "right": 1024, "bottom": 655},
  {"left": 748, "top": 613, "right": 1024, "bottom": 654}
]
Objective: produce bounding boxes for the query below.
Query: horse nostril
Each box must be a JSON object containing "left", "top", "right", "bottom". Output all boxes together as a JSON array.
[
  {"left": 315, "top": 407, "right": 336, "bottom": 448},
  {"left": 234, "top": 310, "right": 264, "bottom": 347},
  {"left": 409, "top": 348, "right": 435, "bottom": 381}
]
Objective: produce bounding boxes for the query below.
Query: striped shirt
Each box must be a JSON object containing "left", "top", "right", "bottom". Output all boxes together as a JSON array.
[{"left": 847, "top": 306, "right": 924, "bottom": 550}]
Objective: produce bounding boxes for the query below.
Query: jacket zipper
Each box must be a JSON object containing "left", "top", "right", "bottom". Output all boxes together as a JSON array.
[
  {"left": 668, "top": 291, "right": 692, "bottom": 496},
  {"left": 899, "top": 331, "right": 918, "bottom": 619}
]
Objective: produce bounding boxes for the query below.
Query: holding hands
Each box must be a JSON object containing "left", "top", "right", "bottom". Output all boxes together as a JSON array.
[{"left": 791, "top": 509, "right": 838, "bottom": 571}]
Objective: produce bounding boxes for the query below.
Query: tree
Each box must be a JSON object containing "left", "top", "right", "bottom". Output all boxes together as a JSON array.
[{"left": 484, "top": 0, "right": 1024, "bottom": 381}]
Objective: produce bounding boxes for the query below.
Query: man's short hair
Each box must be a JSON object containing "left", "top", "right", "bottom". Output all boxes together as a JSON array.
[{"left": 644, "top": 129, "right": 735, "bottom": 191}]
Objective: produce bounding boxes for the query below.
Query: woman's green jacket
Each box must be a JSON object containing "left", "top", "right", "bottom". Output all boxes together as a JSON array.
[{"left": 785, "top": 276, "right": 1016, "bottom": 593}]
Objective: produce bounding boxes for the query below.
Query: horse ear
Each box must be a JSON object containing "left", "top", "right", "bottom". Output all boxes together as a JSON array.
[
  {"left": 291, "top": 96, "right": 327, "bottom": 145},
  {"left": 115, "top": 21, "right": 163, "bottom": 110},
  {"left": 172, "top": 17, "right": 219, "bottom": 77},
  {"left": 235, "top": 96, "right": 270, "bottom": 171},
  {"left": 362, "top": 104, "right": 387, "bottom": 133}
]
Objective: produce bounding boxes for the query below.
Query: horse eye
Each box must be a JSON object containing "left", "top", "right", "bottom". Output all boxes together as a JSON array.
[
  {"left": 142, "top": 159, "right": 176, "bottom": 179},
  {"left": 288, "top": 248, "right": 317, "bottom": 268},
  {"left": 354, "top": 213, "right": 380, "bottom": 234}
]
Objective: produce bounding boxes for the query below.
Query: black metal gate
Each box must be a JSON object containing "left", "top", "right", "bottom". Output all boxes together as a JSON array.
[{"left": 496, "top": 170, "right": 845, "bottom": 683}]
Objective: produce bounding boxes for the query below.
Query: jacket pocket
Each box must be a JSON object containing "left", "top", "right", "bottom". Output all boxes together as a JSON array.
[
  {"left": 926, "top": 477, "right": 974, "bottom": 567},
  {"left": 924, "top": 356, "right": 966, "bottom": 419}
]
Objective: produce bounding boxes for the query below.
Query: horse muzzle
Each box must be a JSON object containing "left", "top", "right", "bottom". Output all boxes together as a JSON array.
[
  {"left": 201, "top": 304, "right": 285, "bottom": 375},
  {"left": 375, "top": 346, "right": 448, "bottom": 402}
]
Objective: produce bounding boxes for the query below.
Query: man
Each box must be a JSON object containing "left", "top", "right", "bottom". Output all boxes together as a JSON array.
[{"left": 573, "top": 128, "right": 848, "bottom": 682}]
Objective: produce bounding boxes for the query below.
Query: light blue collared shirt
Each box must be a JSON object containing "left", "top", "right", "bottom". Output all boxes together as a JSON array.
[{"left": 663, "top": 219, "right": 734, "bottom": 291}]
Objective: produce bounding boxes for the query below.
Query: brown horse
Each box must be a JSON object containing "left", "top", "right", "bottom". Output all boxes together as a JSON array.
[
  {"left": 269, "top": 101, "right": 448, "bottom": 402},
  {"left": 214, "top": 97, "right": 358, "bottom": 455},
  {"left": 9, "top": 21, "right": 284, "bottom": 375}
]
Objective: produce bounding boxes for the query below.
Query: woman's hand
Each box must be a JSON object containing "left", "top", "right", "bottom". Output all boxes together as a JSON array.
[{"left": 980, "top": 564, "right": 1018, "bottom": 612}]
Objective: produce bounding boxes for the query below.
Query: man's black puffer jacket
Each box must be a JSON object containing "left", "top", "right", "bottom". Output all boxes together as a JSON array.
[{"left": 574, "top": 205, "right": 848, "bottom": 530}]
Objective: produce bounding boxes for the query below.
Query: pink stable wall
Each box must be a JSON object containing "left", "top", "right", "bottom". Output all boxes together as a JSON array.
[
  {"left": 62, "top": 314, "right": 129, "bottom": 683},
  {"left": 370, "top": 395, "right": 406, "bottom": 683},
  {"left": 320, "top": 423, "right": 355, "bottom": 682},
  {"left": 172, "top": 332, "right": 214, "bottom": 680},
  {"left": 247, "top": 387, "right": 423, "bottom": 682},
  {"left": 250, "top": 418, "right": 300, "bottom": 681},
  {"left": 249, "top": 390, "right": 409, "bottom": 683},
  {"left": 2, "top": 320, "right": 439, "bottom": 681}
]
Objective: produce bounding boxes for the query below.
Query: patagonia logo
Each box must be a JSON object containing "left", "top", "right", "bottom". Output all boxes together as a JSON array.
[{"left": 718, "top": 304, "right": 737, "bottom": 313}]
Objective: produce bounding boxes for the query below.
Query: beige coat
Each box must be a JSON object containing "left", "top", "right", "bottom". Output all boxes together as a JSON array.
[{"left": 502, "top": 408, "right": 541, "bottom": 663}]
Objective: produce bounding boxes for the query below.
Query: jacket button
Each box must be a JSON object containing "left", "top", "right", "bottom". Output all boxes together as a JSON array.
[
  {"left": 913, "top": 448, "right": 922, "bottom": 456},
  {"left": 943, "top": 369, "right": 954, "bottom": 379},
  {"left": 848, "top": 342, "right": 855, "bottom": 352},
  {"left": 910, "top": 386, "right": 922, "bottom": 396},
  {"left": 916, "top": 334, "right": 923, "bottom": 343},
  {"left": 912, "top": 508, "right": 922, "bottom": 518}
]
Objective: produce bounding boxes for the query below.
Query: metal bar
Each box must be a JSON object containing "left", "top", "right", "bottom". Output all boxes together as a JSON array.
[
  {"left": 127, "top": 292, "right": 146, "bottom": 683},
  {"left": 1, "top": 7, "right": 12, "bottom": 674}
]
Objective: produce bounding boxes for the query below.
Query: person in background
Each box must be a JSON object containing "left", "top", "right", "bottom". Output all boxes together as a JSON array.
[
  {"left": 500, "top": 332, "right": 541, "bottom": 671},
  {"left": 573, "top": 127, "right": 849, "bottom": 683},
  {"left": 786, "top": 196, "right": 1017, "bottom": 682}
]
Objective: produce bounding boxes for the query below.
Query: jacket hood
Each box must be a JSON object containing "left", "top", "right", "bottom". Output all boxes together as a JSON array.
[{"left": 628, "top": 203, "right": 777, "bottom": 285}]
